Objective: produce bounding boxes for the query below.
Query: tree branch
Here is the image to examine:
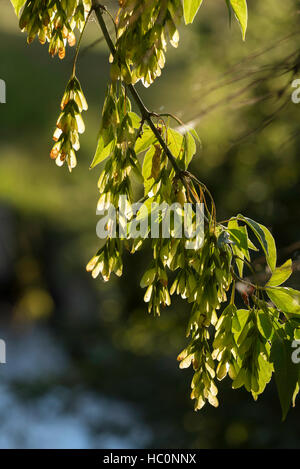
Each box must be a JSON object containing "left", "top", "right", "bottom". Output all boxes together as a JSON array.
[{"left": 92, "top": 1, "right": 183, "bottom": 176}]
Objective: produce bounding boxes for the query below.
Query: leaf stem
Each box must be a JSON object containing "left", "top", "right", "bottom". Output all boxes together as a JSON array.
[{"left": 72, "top": 7, "right": 92, "bottom": 77}]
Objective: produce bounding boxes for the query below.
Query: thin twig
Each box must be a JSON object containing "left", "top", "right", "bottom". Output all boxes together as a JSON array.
[{"left": 72, "top": 8, "right": 93, "bottom": 77}]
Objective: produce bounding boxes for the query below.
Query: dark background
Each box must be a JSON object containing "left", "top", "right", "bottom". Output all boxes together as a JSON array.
[{"left": 0, "top": 0, "right": 299, "bottom": 448}]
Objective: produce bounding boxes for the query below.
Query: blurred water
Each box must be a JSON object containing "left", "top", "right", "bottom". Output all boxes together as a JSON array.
[{"left": 0, "top": 326, "right": 151, "bottom": 449}]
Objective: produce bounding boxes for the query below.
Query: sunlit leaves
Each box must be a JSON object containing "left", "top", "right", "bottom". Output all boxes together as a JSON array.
[
  {"left": 183, "top": 0, "right": 204, "bottom": 24},
  {"left": 253, "top": 354, "right": 273, "bottom": 399},
  {"left": 271, "top": 338, "right": 300, "bottom": 420},
  {"left": 228, "top": 0, "right": 248, "bottom": 40},
  {"left": 84, "top": 0, "right": 298, "bottom": 421},
  {"left": 228, "top": 218, "right": 250, "bottom": 277},
  {"left": 183, "top": 131, "right": 197, "bottom": 168},
  {"left": 128, "top": 112, "right": 142, "bottom": 129},
  {"left": 266, "top": 259, "right": 293, "bottom": 287},
  {"left": 237, "top": 215, "right": 277, "bottom": 271},
  {"left": 167, "top": 128, "right": 184, "bottom": 158},
  {"left": 90, "top": 85, "right": 138, "bottom": 169},
  {"left": 135, "top": 128, "right": 157, "bottom": 155},
  {"left": 90, "top": 136, "right": 115, "bottom": 169},
  {"left": 17, "top": 0, "right": 300, "bottom": 419},
  {"left": 267, "top": 287, "right": 300, "bottom": 317},
  {"left": 232, "top": 309, "right": 249, "bottom": 336},
  {"left": 10, "top": 0, "right": 26, "bottom": 16},
  {"left": 166, "top": 128, "right": 197, "bottom": 169},
  {"left": 142, "top": 146, "right": 157, "bottom": 196},
  {"left": 231, "top": 308, "right": 273, "bottom": 397},
  {"left": 256, "top": 310, "right": 273, "bottom": 340}
]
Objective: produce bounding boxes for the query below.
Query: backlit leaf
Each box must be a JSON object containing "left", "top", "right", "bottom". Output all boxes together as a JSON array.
[
  {"left": 183, "top": 0, "right": 204, "bottom": 24},
  {"left": 90, "top": 135, "right": 115, "bottom": 169},
  {"left": 228, "top": 219, "right": 250, "bottom": 277},
  {"left": 10, "top": 0, "right": 26, "bottom": 16},
  {"left": 142, "top": 146, "right": 156, "bottom": 195},
  {"left": 167, "top": 128, "right": 184, "bottom": 159},
  {"left": 135, "top": 127, "right": 157, "bottom": 154},
  {"left": 271, "top": 338, "right": 299, "bottom": 420},
  {"left": 229, "top": 0, "right": 248, "bottom": 40},
  {"left": 267, "top": 287, "right": 300, "bottom": 317},
  {"left": 237, "top": 215, "right": 277, "bottom": 272},
  {"left": 266, "top": 259, "right": 293, "bottom": 287}
]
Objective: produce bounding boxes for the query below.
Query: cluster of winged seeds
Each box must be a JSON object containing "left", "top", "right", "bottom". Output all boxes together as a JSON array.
[
  {"left": 19, "top": 0, "right": 92, "bottom": 58},
  {"left": 113, "top": 0, "right": 183, "bottom": 86},
  {"left": 50, "top": 77, "right": 88, "bottom": 171},
  {"left": 13, "top": 0, "right": 300, "bottom": 418}
]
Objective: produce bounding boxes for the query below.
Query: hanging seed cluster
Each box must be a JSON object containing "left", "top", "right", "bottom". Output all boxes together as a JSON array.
[
  {"left": 50, "top": 77, "right": 88, "bottom": 171},
  {"left": 178, "top": 328, "right": 219, "bottom": 410},
  {"left": 87, "top": 238, "right": 124, "bottom": 283},
  {"left": 113, "top": 0, "right": 183, "bottom": 86},
  {"left": 19, "top": 0, "right": 91, "bottom": 58},
  {"left": 96, "top": 84, "right": 142, "bottom": 211},
  {"left": 13, "top": 0, "right": 300, "bottom": 417},
  {"left": 142, "top": 238, "right": 172, "bottom": 316},
  {"left": 164, "top": 231, "right": 233, "bottom": 409},
  {"left": 87, "top": 84, "right": 143, "bottom": 281}
]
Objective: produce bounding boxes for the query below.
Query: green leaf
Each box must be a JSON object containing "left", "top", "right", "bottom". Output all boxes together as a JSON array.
[
  {"left": 293, "top": 382, "right": 299, "bottom": 408},
  {"left": 229, "top": 0, "right": 248, "bottom": 40},
  {"left": 237, "top": 215, "right": 277, "bottom": 272},
  {"left": 266, "top": 259, "right": 293, "bottom": 287},
  {"left": 232, "top": 309, "right": 249, "bottom": 336},
  {"left": 248, "top": 238, "right": 259, "bottom": 251},
  {"left": 183, "top": 0, "right": 204, "bottom": 24},
  {"left": 228, "top": 219, "right": 250, "bottom": 277},
  {"left": 270, "top": 338, "right": 299, "bottom": 420},
  {"left": 90, "top": 135, "right": 115, "bottom": 169},
  {"left": 10, "top": 0, "right": 26, "bottom": 16},
  {"left": 135, "top": 127, "right": 157, "bottom": 154},
  {"left": 133, "top": 198, "right": 153, "bottom": 223},
  {"left": 140, "top": 267, "right": 156, "bottom": 288},
  {"left": 128, "top": 112, "right": 141, "bottom": 129},
  {"left": 130, "top": 158, "right": 144, "bottom": 185},
  {"left": 142, "top": 146, "right": 156, "bottom": 196},
  {"left": 189, "top": 128, "right": 201, "bottom": 143},
  {"left": 183, "top": 132, "right": 196, "bottom": 168},
  {"left": 167, "top": 128, "right": 184, "bottom": 159},
  {"left": 257, "top": 310, "right": 273, "bottom": 340},
  {"left": 252, "top": 353, "right": 273, "bottom": 398},
  {"left": 228, "top": 222, "right": 248, "bottom": 252},
  {"left": 267, "top": 287, "right": 300, "bottom": 317}
]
